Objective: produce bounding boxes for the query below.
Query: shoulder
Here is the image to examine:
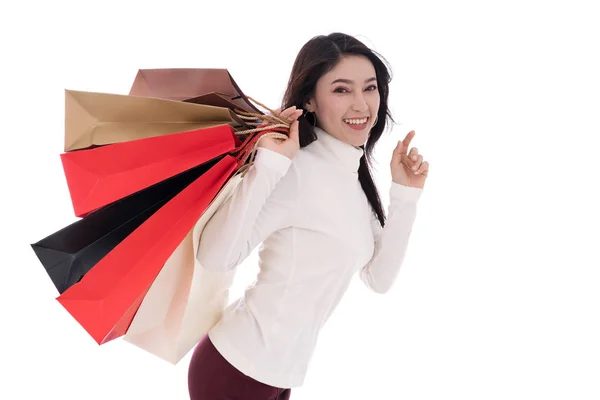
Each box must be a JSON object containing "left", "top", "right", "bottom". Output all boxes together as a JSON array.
[
  {"left": 292, "top": 142, "right": 327, "bottom": 168},
  {"left": 253, "top": 147, "right": 293, "bottom": 175}
]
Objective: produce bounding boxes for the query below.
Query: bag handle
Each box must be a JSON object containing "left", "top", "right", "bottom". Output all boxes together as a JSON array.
[
  {"left": 227, "top": 96, "right": 295, "bottom": 177},
  {"left": 231, "top": 96, "right": 290, "bottom": 134}
]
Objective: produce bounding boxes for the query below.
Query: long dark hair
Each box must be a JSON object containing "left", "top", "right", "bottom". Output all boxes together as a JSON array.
[{"left": 281, "top": 32, "right": 395, "bottom": 227}]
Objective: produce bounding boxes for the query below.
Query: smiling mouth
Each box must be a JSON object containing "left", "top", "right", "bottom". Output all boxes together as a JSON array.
[{"left": 343, "top": 117, "right": 369, "bottom": 125}]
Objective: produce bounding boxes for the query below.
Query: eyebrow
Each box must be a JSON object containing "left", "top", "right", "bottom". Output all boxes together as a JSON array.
[{"left": 330, "top": 77, "right": 377, "bottom": 85}]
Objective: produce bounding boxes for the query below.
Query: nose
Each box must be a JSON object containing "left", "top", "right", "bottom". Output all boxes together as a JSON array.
[{"left": 351, "top": 92, "right": 369, "bottom": 113}]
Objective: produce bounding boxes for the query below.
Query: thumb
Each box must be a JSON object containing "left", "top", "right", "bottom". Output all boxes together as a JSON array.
[
  {"left": 288, "top": 119, "right": 300, "bottom": 143},
  {"left": 391, "top": 140, "right": 404, "bottom": 163}
]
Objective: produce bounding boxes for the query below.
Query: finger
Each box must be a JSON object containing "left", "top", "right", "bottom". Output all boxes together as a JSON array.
[
  {"left": 391, "top": 140, "right": 404, "bottom": 164},
  {"left": 285, "top": 109, "right": 303, "bottom": 125},
  {"left": 279, "top": 106, "right": 298, "bottom": 120},
  {"left": 262, "top": 108, "right": 282, "bottom": 124},
  {"left": 275, "top": 108, "right": 293, "bottom": 122},
  {"left": 402, "top": 130, "right": 416, "bottom": 150},
  {"left": 416, "top": 160, "right": 429, "bottom": 175},
  {"left": 288, "top": 109, "right": 303, "bottom": 124},
  {"left": 288, "top": 119, "right": 300, "bottom": 143},
  {"left": 412, "top": 154, "right": 424, "bottom": 172},
  {"left": 408, "top": 147, "right": 419, "bottom": 162}
]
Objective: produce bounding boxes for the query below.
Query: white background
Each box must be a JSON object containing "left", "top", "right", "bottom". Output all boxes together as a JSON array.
[{"left": 1, "top": 0, "right": 599, "bottom": 399}]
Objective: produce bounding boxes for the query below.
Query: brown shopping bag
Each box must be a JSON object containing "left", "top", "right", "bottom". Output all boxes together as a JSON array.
[
  {"left": 128, "top": 68, "right": 262, "bottom": 114},
  {"left": 64, "top": 89, "right": 247, "bottom": 151}
]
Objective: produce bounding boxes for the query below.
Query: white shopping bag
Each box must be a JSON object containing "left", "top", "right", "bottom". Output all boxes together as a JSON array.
[{"left": 124, "top": 172, "right": 243, "bottom": 364}]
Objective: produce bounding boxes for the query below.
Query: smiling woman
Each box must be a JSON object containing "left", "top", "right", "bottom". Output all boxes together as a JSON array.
[
  {"left": 306, "top": 57, "right": 380, "bottom": 146},
  {"left": 280, "top": 32, "right": 403, "bottom": 226},
  {"left": 188, "top": 32, "right": 428, "bottom": 400}
]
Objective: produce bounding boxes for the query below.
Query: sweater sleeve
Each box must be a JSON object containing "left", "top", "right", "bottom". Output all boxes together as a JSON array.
[
  {"left": 359, "top": 182, "right": 423, "bottom": 294},
  {"left": 196, "top": 147, "right": 297, "bottom": 271}
]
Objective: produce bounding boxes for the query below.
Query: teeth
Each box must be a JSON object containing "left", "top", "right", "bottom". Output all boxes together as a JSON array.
[{"left": 344, "top": 118, "right": 368, "bottom": 125}]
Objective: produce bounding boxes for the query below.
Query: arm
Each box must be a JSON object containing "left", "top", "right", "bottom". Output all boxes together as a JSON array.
[
  {"left": 359, "top": 182, "right": 423, "bottom": 294},
  {"left": 196, "top": 147, "right": 297, "bottom": 271}
]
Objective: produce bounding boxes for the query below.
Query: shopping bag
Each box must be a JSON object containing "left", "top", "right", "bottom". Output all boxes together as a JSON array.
[
  {"left": 31, "top": 157, "right": 222, "bottom": 294},
  {"left": 56, "top": 155, "right": 239, "bottom": 344},
  {"left": 128, "top": 68, "right": 262, "bottom": 114},
  {"left": 61, "top": 124, "right": 241, "bottom": 217},
  {"left": 123, "top": 172, "right": 243, "bottom": 363},
  {"left": 184, "top": 92, "right": 250, "bottom": 111},
  {"left": 64, "top": 89, "right": 247, "bottom": 151}
]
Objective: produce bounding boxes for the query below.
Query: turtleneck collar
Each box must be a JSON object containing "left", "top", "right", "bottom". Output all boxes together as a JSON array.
[{"left": 312, "top": 126, "right": 365, "bottom": 173}]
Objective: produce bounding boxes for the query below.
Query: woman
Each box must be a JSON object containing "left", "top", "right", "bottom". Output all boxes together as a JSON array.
[{"left": 188, "top": 32, "right": 429, "bottom": 399}]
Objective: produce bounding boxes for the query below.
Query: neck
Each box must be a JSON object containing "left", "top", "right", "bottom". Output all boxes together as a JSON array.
[{"left": 312, "top": 126, "right": 364, "bottom": 173}]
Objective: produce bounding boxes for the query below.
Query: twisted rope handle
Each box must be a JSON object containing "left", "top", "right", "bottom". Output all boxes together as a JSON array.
[
  {"left": 231, "top": 95, "right": 291, "bottom": 135},
  {"left": 236, "top": 110, "right": 288, "bottom": 126},
  {"left": 227, "top": 95, "right": 292, "bottom": 177},
  {"left": 236, "top": 131, "right": 288, "bottom": 178},
  {"left": 234, "top": 123, "right": 290, "bottom": 135}
]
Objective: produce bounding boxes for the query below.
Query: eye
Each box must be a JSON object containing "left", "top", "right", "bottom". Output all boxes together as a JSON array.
[{"left": 334, "top": 85, "right": 377, "bottom": 93}]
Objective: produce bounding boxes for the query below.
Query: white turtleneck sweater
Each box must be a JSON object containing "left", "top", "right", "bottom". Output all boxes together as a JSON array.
[{"left": 196, "top": 126, "right": 423, "bottom": 388}]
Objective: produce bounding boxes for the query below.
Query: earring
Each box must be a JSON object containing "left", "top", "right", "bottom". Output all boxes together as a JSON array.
[{"left": 304, "top": 110, "right": 317, "bottom": 127}]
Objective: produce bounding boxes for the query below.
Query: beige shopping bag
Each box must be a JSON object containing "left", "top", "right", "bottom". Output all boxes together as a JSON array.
[
  {"left": 123, "top": 172, "right": 244, "bottom": 364},
  {"left": 64, "top": 89, "right": 246, "bottom": 151}
]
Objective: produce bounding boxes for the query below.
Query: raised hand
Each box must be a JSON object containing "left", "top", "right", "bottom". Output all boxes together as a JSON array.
[
  {"left": 258, "top": 106, "right": 303, "bottom": 160},
  {"left": 390, "top": 130, "right": 429, "bottom": 189}
]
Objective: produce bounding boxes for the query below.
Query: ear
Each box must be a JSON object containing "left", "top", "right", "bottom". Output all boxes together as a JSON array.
[{"left": 304, "top": 98, "right": 315, "bottom": 113}]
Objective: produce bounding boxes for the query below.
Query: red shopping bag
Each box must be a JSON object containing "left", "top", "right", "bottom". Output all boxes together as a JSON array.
[
  {"left": 56, "top": 154, "right": 240, "bottom": 345},
  {"left": 61, "top": 124, "right": 242, "bottom": 217}
]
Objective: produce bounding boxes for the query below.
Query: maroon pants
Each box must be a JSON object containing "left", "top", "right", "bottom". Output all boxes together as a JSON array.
[{"left": 188, "top": 334, "right": 292, "bottom": 400}]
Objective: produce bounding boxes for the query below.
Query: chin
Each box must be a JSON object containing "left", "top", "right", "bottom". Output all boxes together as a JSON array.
[
  {"left": 349, "top": 137, "right": 367, "bottom": 147},
  {"left": 338, "top": 126, "right": 366, "bottom": 145},
  {"left": 348, "top": 132, "right": 369, "bottom": 147}
]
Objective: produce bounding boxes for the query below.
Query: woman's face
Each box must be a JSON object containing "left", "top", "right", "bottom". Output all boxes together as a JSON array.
[{"left": 305, "top": 55, "right": 380, "bottom": 147}]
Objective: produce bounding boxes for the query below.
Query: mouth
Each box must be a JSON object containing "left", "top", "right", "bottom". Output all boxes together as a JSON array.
[{"left": 343, "top": 117, "right": 370, "bottom": 131}]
